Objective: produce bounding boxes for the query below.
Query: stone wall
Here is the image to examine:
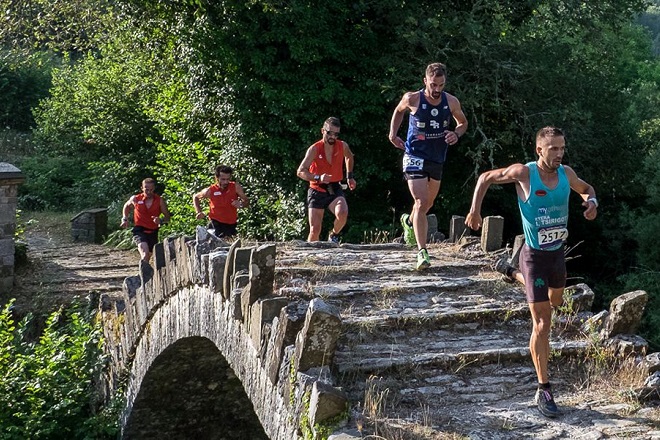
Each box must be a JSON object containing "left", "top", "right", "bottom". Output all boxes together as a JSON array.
[
  {"left": 100, "top": 228, "right": 348, "bottom": 439},
  {"left": 71, "top": 208, "right": 108, "bottom": 243},
  {"left": 0, "top": 163, "right": 24, "bottom": 295}
]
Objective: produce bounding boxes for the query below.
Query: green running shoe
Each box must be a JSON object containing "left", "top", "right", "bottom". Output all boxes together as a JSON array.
[
  {"left": 416, "top": 248, "right": 431, "bottom": 270},
  {"left": 400, "top": 213, "right": 417, "bottom": 247}
]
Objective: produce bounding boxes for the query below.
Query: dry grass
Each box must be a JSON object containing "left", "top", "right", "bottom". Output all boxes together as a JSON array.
[{"left": 358, "top": 375, "right": 469, "bottom": 440}]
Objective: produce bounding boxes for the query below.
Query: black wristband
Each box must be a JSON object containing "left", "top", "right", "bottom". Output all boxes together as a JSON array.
[{"left": 347, "top": 172, "right": 354, "bottom": 179}]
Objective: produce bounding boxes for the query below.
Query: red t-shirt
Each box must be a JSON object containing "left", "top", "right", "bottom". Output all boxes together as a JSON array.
[
  {"left": 133, "top": 193, "right": 163, "bottom": 232},
  {"left": 208, "top": 182, "right": 238, "bottom": 224},
  {"left": 308, "top": 140, "right": 345, "bottom": 192}
]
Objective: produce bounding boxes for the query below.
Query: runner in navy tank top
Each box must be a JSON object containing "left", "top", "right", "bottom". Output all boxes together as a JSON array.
[{"left": 389, "top": 62, "right": 468, "bottom": 270}]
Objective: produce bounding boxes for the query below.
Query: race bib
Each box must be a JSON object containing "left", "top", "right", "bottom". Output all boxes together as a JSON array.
[
  {"left": 538, "top": 226, "right": 568, "bottom": 249},
  {"left": 403, "top": 155, "right": 424, "bottom": 172}
]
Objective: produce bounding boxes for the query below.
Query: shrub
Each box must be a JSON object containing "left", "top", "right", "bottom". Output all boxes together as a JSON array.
[{"left": 0, "top": 300, "right": 119, "bottom": 439}]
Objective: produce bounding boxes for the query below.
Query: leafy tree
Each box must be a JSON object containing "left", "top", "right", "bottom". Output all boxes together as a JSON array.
[
  {"left": 0, "top": 0, "right": 112, "bottom": 54},
  {"left": 0, "top": 300, "right": 119, "bottom": 439},
  {"left": 0, "top": 50, "right": 56, "bottom": 131}
]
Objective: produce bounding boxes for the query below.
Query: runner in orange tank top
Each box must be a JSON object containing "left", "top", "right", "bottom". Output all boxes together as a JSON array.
[
  {"left": 296, "top": 117, "right": 356, "bottom": 242},
  {"left": 193, "top": 165, "right": 249, "bottom": 239},
  {"left": 120, "top": 178, "right": 171, "bottom": 262}
]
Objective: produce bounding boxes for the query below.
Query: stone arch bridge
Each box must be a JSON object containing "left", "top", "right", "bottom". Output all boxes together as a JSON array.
[
  {"left": 101, "top": 228, "right": 348, "bottom": 439},
  {"left": 100, "top": 225, "right": 660, "bottom": 439}
]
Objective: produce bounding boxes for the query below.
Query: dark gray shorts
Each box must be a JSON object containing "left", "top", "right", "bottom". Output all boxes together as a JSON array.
[
  {"left": 307, "top": 183, "right": 345, "bottom": 209},
  {"left": 519, "top": 244, "right": 566, "bottom": 303},
  {"left": 210, "top": 220, "right": 237, "bottom": 238},
  {"left": 132, "top": 226, "right": 158, "bottom": 251}
]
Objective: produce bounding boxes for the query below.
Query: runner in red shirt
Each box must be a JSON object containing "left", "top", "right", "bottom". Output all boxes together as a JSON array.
[
  {"left": 120, "top": 178, "right": 171, "bottom": 262},
  {"left": 297, "top": 117, "right": 356, "bottom": 242},
  {"left": 193, "top": 165, "right": 249, "bottom": 239}
]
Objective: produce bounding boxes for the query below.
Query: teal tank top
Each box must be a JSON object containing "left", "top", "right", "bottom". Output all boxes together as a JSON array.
[{"left": 517, "top": 162, "right": 570, "bottom": 250}]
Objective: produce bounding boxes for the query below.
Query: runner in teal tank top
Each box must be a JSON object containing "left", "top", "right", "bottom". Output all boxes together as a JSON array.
[
  {"left": 464, "top": 127, "right": 598, "bottom": 419},
  {"left": 518, "top": 162, "right": 570, "bottom": 251}
]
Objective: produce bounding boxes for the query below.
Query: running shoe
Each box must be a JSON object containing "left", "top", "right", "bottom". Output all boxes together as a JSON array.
[
  {"left": 328, "top": 232, "right": 340, "bottom": 244},
  {"left": 416, "top": 248, "right": 431, "bottom": 270},
  {"left": 493, "top": 256, "right": 515, "bottom": 283},
  {"left": 535, "top": 388, "right": 561, "bottom": 418},
  {"left": 400, "top": 213, "right": 417, "bottom": 246}
]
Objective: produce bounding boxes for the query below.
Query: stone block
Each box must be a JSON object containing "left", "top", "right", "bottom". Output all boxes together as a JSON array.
[
  {"left": 265, "top": 303, "right": 307, "bottom": 386},
  {"left": 449, "top": 215, "right": 466, "bottom": 243},
  {"left": 200, "top": 253, "right": 210, "bottom": 285},
  {"left": 642, "top": 352, "right": 660, "bottom": 375},
  {"left": 602, "top": 290, "right": 648, "bottom": 338},
  {"left": 0, "top": 238, "right": 13, "bottom": 257},
  {"left": 427, "top": 214, "right": 438, "bottom": 235},
  {"left": 249, "top": 244, "right": 276, "bottom": 299},
  {"left": 164, "top": 237, "right": 179, "bottom": 288},
  {"left": 480, "top": 215, "right": 504, "bottom": 252},
  {"left": 208, "top": 250, "right": 228, "bottom": 294},
  {"left": 234, "top": 247, "right": 254, "bottom": 274},
  {"left": 70, "top": 208, "right": 107, "bottom": 243},
  {"left": 294, "top": 298, "right": 342, "bottom": 372},
  {"left": 602, "top": 334, "right": 648, "bottom": 358},
  {"left": 223, "top": 239, "right": 241, "bottom": 300},
  {"left": 231, "top": 288, "right": 243, "bottom": 320},
  {"left": 153, "top": 243, "right": 166, "bottom": 271},
  {"left": 511, "top": 234, "right": 525, "bottom": 268},
  {"left": 308, "top": 381, "right": 348, "bottom": 427},
  {"left": 0, "top": 277, "right": 12, "bottom": 296},
  {"left": 249, "top": 297, "right": 290, "bottom": 351},
  {"left": 0, "top": 223, "right": 15, "bottom": 239},
  {"left": 175, "top": 236, "right": 192, "bottom": 287},
  {"left": 566, "top": 283, "right": 594, "bottom": 313}
]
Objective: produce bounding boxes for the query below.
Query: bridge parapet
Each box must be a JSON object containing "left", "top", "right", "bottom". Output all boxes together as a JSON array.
[{"left": 100, "top": 227, "right": 349, "bottom": 439}]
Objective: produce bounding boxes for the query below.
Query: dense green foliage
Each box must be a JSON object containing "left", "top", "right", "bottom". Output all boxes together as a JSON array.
[
  {"left": 2, "top": 0, "right": 660, "bottom": 349},
  {"left": 0, "top": 4, "right": 660, "bottom": 437},
  {"left": 0, "top": 301, "right": 118, "bottom": 439},
  {"left": 0, "top": 50, "right": 56, "bottom": 131}
]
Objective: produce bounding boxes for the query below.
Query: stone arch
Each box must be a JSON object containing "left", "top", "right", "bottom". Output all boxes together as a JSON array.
[
  {"left": 123, "top": 336, "right": 267, "bottom": 439},
  {"left": 102, "top": 237, "right": 346, "bottom": 440}
]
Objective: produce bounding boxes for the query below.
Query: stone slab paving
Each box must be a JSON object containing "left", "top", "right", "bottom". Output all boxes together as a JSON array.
[
  {"left": 276, "top": 241, "right": 660, "bottom": 439},
  {"left": 11, "top": 226, "right": 138, "bottom": 310}
]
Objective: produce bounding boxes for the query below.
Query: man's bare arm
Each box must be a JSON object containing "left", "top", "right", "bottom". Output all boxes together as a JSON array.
[{"left": 466, "top": 164, "right": 528, "bottom": 230}]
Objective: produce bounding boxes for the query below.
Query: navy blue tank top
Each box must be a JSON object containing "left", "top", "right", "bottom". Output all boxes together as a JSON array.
[{"left": 404, "top": 90, "right": 453, "bottom": 163}]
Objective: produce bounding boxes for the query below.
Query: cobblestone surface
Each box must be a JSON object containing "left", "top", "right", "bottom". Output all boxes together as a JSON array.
[{"left": 276, "top": 241, "right": 660, "bottom": 440}]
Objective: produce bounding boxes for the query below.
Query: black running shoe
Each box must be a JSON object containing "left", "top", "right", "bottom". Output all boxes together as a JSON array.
[
  {"left": 535, "top": 388, "right": 561, "bottom": 418},
  {"left": 328, "top": 232, "right": 340, "bottom": 244},
  {"left": 493, "top": 256, "right": 515, "bottom": 283}
]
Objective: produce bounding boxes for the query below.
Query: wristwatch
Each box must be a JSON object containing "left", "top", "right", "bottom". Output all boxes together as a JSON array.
[{"left": 587, "top": 197, "right": 598, "bottom": 208}]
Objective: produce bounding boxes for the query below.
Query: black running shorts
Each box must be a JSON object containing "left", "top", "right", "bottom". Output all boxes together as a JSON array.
[
  {"left": 132, "top": 226, "right": 159, "bottom": 252},
  {"left": 519, "top": 244, "right": 566, "bottom": 303},
  {"left": 307, "top": 183, "right": 345, "bottom": 210}
]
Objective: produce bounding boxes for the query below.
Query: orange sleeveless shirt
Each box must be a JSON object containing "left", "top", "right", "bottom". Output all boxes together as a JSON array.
[
  {"left": 208, "top": 182, "right": 238, "bottom": 224},
  {"left": 309, "top": 140, "right": 345, "bottom": 192},
  {"left": 133, "top": 193, "right": 163, "bottom": 232}
]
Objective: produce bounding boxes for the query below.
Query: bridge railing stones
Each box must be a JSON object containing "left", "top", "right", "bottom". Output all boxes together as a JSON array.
[{"left": 100, "top": 230, "right": 349, "bottom": 439}]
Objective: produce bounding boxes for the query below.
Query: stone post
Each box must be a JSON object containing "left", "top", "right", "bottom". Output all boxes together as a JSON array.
[
  {"left": 0, "top": 163, "right": 25, "bottom": 295},
  {"left": 449, "top": 215, "right": 466, "bottom": 243},
  {"left": 480, "top": 215, "right": 504, "bottom": 252}
]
